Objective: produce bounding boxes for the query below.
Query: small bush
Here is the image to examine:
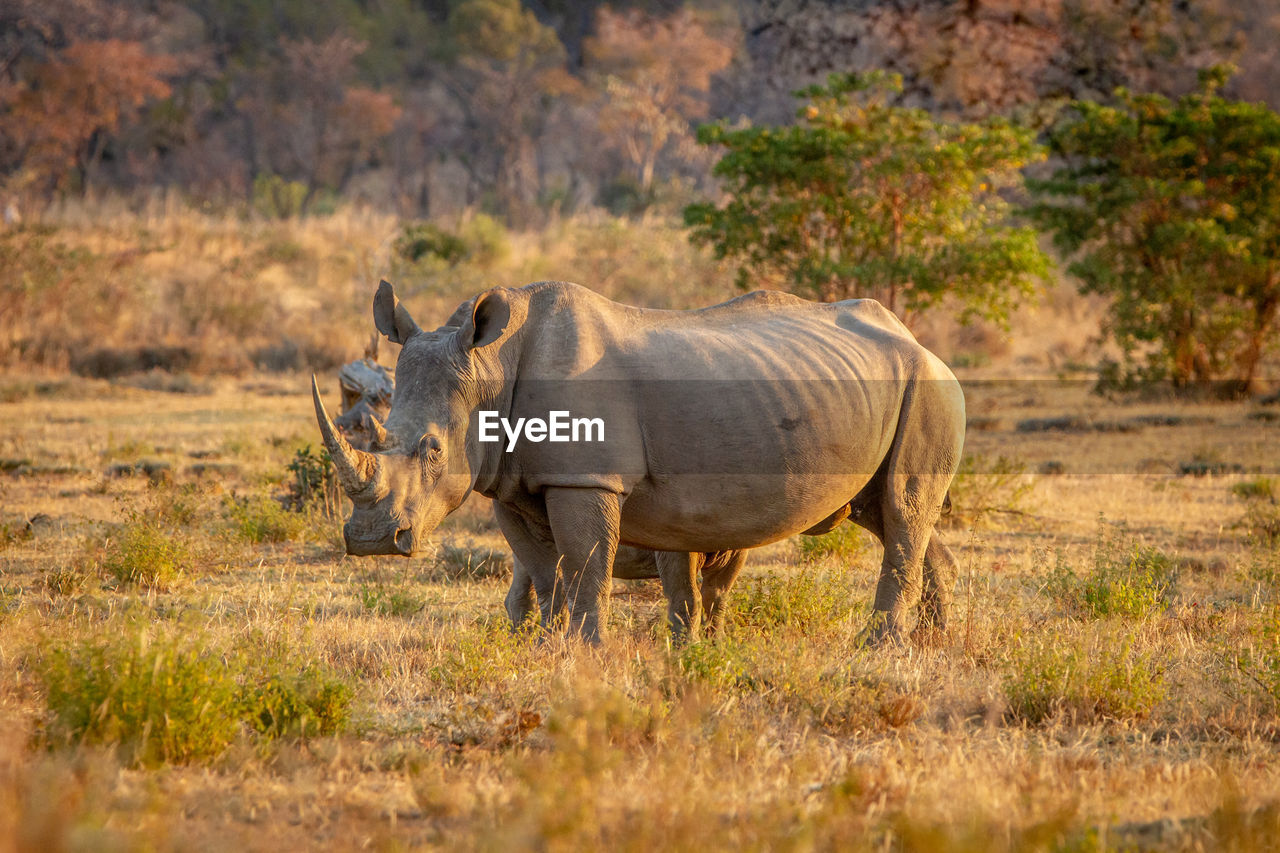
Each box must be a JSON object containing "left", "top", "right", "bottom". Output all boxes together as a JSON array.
[
  {"left": 428, "top": 620, "right": 537, "bottom": 695},
  {"left": 1232, "top": 476, "right": 1280, "bottom": 548},
  {"left": 1042, "top": 528, "right": 1177, "bottom": 619},
  {"left": 39, "top": 631, "right": 242, "bottom": 765},
  {"left": 1178, "top": 449, "right": 1242, "bottom": 477},
  {"left": 677, "top": 638, "right": 754, "bottom": 689},
  {"left": 394, "top": 222, "right": 469, "bottom": 265},
  {"left": 285, "top": 445, "right": 339, "bottom": 516},
  {"left": 797, "top": 524, "right": 867, "bottom": 565},
  {"left": 359, "top": 581, "right": 426, "bottom": 617},
  {"left": 100, "top": 514, "right": 191, "bottom": 589},
  {"left": 1004, "top": 629, "right": 1166, "bottom": 724},
  {"left": 433, "top": 541, "right": 512, "bottom": 580},
  {"left": 224, "top": 494, "right": 308, "bottom": 544},
  {"left": 1232, "top": 477, "right": 1277, "bottom": 501},
  {"left": 730, "top": 570, "right": 853, "bottom": 633},
  {"left": 42, "top": 561, "right": 96, "bottom": 596},
  {"left": 0, "top": 517, "right": 33, "bottom": 551},
  {"left": 252, "top": 173, "right": 306, "bottom": 219},
  {"left": 457, "top": 213, "right": 509, "bottom": 266},
  {"left": 244, "top": 665, "right": 353, "bottom": 739}
]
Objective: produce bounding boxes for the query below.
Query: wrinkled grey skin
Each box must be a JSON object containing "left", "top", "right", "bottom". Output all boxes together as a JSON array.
[{"left": 313, "top": 279, "right": 965, "bottom": 645}]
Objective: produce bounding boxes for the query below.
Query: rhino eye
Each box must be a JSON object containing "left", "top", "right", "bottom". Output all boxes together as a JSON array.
[{"left": 417, "top": 434, "right": 445, "bottom": 468}]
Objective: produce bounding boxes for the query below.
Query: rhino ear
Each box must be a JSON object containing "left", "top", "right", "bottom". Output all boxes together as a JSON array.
[
  {"left": 373, "top": 280, "right": 421, "bottom": 345},
  {"left": 459, "top": 288, "right": 510, "bottom": 350}
]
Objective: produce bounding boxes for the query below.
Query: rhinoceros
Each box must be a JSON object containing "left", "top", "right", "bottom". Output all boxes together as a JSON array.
[
  {"left": 312, "top": 279, "right": 965, "bottom": 645},
  {"left": 330, "top": 355, "right": 747, "bottom": 637}
]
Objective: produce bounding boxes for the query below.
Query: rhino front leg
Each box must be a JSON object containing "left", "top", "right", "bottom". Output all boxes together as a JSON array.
[
  {"left": 655, "top": 551, "right": 702, "bottom": 641},
  {"left": 494, "top": 502, "right": 564, "bottom": 631},
  {"left": 700, "top": 550, "right": 747, "bottom": 635},
  {"left": 544, "top": 487, "right": 621, "bottom": 643}
]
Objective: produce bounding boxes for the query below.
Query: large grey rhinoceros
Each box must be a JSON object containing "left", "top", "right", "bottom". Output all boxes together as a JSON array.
[
  {"left": 329, "top": 354, "right": 748, "bottom": 638},
  {"left": 312, "top": 279, "right": 965, "bottom": 645}
]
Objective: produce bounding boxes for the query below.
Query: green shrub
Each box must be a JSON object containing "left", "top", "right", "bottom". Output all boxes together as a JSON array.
[
  {"left": 225, "top": 494, "right": 307, "bottom": 544},
  {"left": 359, "top": 581, "right": 425, "bottom": 617},
  {"left": 42, "top": 561, "right": 96, "bottom": 596},
  {"left": 252, "top": 173, "right": 306, "bottom": 219},
  {"left": 797, "top": 524, "right": 867, "bottom": 565},
  {"left": 100, "top": 514, "right": 191, "bottom": 589},
  {"left": 1224, "top": 606, "right": 1280, "bottom": 712},
  {"left": 285, "top": 445, "right": 338, "bottom": 516},
  {"left": 1043, "top": 528, "right": 1177, "bottom": 619},
  {"left": 38, "top": 630, "right": 357, "bottom": 764},
  {"left": 1004, "top": 629, "right": 1165, "bottom": 724},
  {"left": 676, "top": 637, "right": 753, "bottom": 689},
  {"left": 0, "top": 517, "right": 33, "bottom": 551},
  {"left": 39, "top": 630, "right": 242, "bottom": 765},
  {"left": 244, "top": 665, "right": 353, "bottom": 739},
  {"left": 1232, "top": 476, "right": 1280, "bottom": 548},
  {"left": 428, "top": 620, "right": 537, "bottom": 695},
  {"left": 457, "top": 213, "right": 509, "bottom": 266},
  {"left": 1232, "top": 477, "right": 1277, "bottom": 501},
  {"left": 730, "top": 570, "right": 853, "bottom": 633},
  {"left": 394, "top": 222, "right": 469, "bottom": 265}
]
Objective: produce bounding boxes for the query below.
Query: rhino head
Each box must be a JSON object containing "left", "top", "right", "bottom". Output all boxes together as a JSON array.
[{"left": 313, "top": 280, "right": 511, "bottom": 556}]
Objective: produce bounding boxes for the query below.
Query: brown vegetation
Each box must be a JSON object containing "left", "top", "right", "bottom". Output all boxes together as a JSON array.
[{"left": 0, "top": 213, "right": 1278, "bottom": 845}]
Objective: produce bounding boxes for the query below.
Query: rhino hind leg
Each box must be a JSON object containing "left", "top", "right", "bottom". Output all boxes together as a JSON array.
[
  {"left": 699, "top": 550, "right": 748, "bottom": 635},
  {"left": 913, "top": 535, "right": 958, "bottom": 642},
  {"left": 847, "top": 494, "right": 955, "bottom": 646}
]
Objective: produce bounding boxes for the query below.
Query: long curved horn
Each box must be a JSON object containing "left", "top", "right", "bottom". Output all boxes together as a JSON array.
[{"left": 312, "top": 376, "right": 379, "bottom": 497}]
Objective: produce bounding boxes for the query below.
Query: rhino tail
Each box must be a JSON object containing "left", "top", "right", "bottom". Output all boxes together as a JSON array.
[{"left": 940, "top": 491, "right": 952, "bottom": 517}]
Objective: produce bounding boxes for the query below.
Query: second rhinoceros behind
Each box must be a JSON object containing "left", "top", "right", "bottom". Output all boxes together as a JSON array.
[{"left": 313, "top": 279, "right": 965, "bottom": 645}]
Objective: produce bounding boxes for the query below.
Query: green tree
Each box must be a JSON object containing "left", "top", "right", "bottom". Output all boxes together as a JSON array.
[
  {"left": 683, "top": 72, "right": 1048, "bottom": 325},
  {"left": 1027, "top": 67, "right": 1280, "bottom": 394}
]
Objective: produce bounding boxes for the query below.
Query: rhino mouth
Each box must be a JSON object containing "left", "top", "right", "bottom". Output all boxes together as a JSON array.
[
  {"left": 394, "top": 527, "right": 415, "bottom": 556},
  {"left": 342, "top": 523, "right": 417, "bottom": 557}
]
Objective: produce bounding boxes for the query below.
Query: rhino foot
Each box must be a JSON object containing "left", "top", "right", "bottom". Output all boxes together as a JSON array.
[{"left": 854, "top": 613, "right": 905, "bottom": 649}]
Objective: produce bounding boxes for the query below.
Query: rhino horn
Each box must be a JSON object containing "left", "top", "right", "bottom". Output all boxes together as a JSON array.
[
  {"left": 312, "top": 376, "right": 379, "bottom": 497},
  {"left": 367, "top": 413, "right": 389, "bottom": 448}
]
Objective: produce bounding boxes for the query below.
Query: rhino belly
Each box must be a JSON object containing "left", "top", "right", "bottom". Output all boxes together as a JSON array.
[{"left": 617, "top": 471, "right": 872, "bottom": 552}]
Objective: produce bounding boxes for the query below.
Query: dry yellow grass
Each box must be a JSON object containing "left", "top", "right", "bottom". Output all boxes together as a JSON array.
[
  {"left": 1, "top": 374, "right": 1278, "bottom": 851},
  {"left": 1, "top": 209, "right": 1279, "bottom": 850}
]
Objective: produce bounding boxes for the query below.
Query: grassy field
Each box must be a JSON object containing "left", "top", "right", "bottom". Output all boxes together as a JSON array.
[
  {"left": 2, "top": 373, "right": 1278, "bottom": 851},
  {"left": 1, "top": 210, "right": 1279, "bottom": 850}
]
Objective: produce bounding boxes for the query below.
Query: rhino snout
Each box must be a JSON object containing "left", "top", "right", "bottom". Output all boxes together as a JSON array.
[{"left": 343, "top": 523, "right": 417, "bottom": 557}]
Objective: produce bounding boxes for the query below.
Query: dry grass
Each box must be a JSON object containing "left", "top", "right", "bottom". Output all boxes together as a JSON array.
[
  {"left": 0, "top": 200, "right": 732, "bottom": 377},
  {"left": 1, "top": 209, "right": 1279, "bottom": 850}
]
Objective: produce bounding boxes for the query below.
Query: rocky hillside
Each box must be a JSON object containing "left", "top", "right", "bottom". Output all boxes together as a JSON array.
[{"left": 728, "top": 0, "right": 1269, "bottom": 122}]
